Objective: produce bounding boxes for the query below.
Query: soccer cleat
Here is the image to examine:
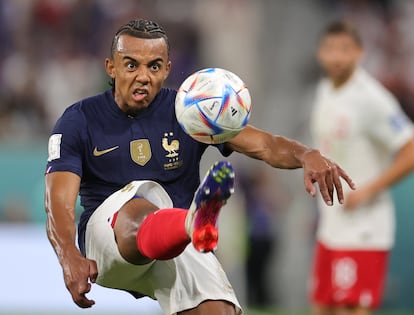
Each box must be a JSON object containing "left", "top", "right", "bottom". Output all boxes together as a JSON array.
[{"left": 185, "top": 161, "right": 235, "bottom": 253}]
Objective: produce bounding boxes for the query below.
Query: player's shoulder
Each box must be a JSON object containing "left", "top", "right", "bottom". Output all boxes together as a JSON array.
[
  {"left": 158, "top": 87, "right": 177, "bottom": 103},
  {"left": 161, "top": 86, "right": 178, "bottom": 96},
  {"left": 316, "top": 74, "right": 332, "bottom": 90},
  {"left": 61, "top": 90, "right": 104, "bottom": 112},
  {"left": 314, "top": 77, "right": 330, "bottom": 99},
  {"left": 148, "top": 87, "right": 178, "bottom": 115},
  {"left": 59, "top": 90, "right": 111, "bottom": 120},
  {"left": 354, "top": 68, "right": 395, "bottom": 103}
]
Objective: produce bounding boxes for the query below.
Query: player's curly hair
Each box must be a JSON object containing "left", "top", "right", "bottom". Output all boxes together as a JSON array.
[
  {"left": 109, "top": 19, "right": 170, "bottom": 88},
  {"left": 110, "top": 19, "right": 170, "bottom": 58}
]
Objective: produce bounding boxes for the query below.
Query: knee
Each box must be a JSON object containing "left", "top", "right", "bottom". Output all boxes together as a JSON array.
[{"left": 113, "top": 198, "right": 158, "bottom": 265}]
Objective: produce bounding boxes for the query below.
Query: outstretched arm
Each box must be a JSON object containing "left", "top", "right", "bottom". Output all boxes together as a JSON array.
[
  {"left": 45, "top": 171, "right": 98, "bottom": 308},
  {"left": 344, "top": 138, "right": 414, "bottom": 209},
  {"left": 227, "top": 125, "right": 355, "bottom": 205}
]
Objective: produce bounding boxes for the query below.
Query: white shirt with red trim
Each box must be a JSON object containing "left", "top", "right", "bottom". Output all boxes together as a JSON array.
[{"left": 310, "top": 68, "right": 414, "bottom": 250}]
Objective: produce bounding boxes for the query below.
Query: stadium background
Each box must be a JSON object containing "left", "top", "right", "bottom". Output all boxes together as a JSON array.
[{"left": 0, "top": 0, "right": 413, "bottom": 314}]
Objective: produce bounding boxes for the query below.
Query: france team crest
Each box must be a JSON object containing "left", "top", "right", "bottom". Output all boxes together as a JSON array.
[{"left": 130, "top": 139, "right": 152, "bottom": 166}]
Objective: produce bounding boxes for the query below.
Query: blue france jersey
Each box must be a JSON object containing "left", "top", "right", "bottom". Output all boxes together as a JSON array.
[{"left": 45, "top": 88, "right": 231, "bottom": 253}]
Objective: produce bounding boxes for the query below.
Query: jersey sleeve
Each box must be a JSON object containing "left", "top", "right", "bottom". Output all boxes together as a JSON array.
[
  {"left": 45, "top": 107, "right": 85, "bottom": 177},
  {"left": 365, "top": 89, "right": 414, "bottom": 153}
]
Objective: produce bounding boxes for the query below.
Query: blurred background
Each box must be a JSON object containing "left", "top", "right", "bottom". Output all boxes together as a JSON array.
[{"left": 1, "top": 0, "right": 414, "bottom": 314}]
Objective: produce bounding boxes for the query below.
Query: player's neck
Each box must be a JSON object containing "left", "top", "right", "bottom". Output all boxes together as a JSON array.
[{"left": 330, "top": 69, "right": 356, "bottom": 90}]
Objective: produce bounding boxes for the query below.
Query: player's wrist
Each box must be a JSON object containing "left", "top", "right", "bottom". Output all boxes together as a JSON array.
[
  {"left": 58, "top": 245, "right": 83, "bottom": 263},
  {"left": 365, "top": 182, "right": 382, "bottom": 199},
  {"left": 298, "top": 148, "right": 321, "bottom": 167}
]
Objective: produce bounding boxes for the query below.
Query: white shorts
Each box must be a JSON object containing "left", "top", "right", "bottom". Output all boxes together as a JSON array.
[{"left": 85, "top": 180, "right": 242, "bottom": 315}]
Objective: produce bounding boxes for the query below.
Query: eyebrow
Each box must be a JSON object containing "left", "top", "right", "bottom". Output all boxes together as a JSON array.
[{"left": 121, "top": 56, "right": 165, "bottom": 65}]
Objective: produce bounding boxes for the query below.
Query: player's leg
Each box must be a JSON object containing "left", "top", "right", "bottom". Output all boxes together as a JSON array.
[
  {"left": 353, "top": 307, "right": 371, "bottom": 315},
  {"left": 334, "top": 306, "right": 371, "bottom": 315},
  {"left": 113, "top": 161, "right": 235, "bottom": 264},
  {"left": 312, "top": 305, "right": 334, "bottom": 315},
  {"left": 113, "top": 196, "right": 186, "bottom": 264},
  {"left": 185, "top": 160, "right": 235, "bottom": 252},
  {"left": 351, "top": 307, "right": 371, "bottom": 315},
  {"left": 86, "top": 163, "right": 241, "bottom": 313},
  {"left": 316, "top": 304, "right": 372, "bottom": 315},
  {"left": 312, "top": 305, "right": 371, "bottom": 315},
  {"left": 328, "top": 249, "right": 388, "bottom": 315}
]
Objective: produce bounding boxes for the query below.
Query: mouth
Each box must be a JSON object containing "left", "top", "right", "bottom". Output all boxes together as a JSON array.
[
  {"left": 132, "top": 88, "right": 148, "bottom": 102},
  {"left": 327, "top": 65, "right": 345, "bottom": 76}
]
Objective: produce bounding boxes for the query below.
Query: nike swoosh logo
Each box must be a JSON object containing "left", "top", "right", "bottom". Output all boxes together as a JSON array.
[{"left": 93, "top": 146, "right": 119, "bottom": 157}]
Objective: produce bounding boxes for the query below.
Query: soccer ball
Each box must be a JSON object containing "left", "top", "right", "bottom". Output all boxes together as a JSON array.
[{"left": 175, "top": 68, "right": 252, "bottom": 144}]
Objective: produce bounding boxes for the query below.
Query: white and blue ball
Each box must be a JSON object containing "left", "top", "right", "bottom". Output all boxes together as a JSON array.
[{"left": 175, "top": 68, "right": 252, "bottom": 144}]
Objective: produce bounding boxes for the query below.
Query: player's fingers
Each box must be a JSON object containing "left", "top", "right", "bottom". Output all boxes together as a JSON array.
[
  {"left": 74, "top": 282, "right": 95, "bottom": 308},
  {"left": 79, "top": 279, "right": 92, "bottom": 295},
  {"left": 68, "top": 285, "right": 93, "bottom": 308},
  {"left": 73, "top": 293, "right": 95, "bottom": 308},
  {"left": 337, "top": 165, "right": 356, "bottom": 190},
  {"left": 331, "top": 165, "right": 344, "bottom": 204},
  {"left": 304, "top": 174, "right": 317, "bottom": 197},
  {"left": 89, "top": 260, "right": 98, "bottom": 283},
  {"left": 325, "top": 167, "right": 334, "bottom": 204},
  {"left": 316, "top": 172, "right": 333, "bottom": 206}
]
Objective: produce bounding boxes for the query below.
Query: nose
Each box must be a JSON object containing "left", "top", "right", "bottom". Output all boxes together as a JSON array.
[{"left": 135, "top": 66, "right": 150, "bottom": 85}]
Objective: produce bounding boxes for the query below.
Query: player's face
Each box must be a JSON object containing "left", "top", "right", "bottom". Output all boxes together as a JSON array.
[
  {"left": 317, "top": 33, "right": 362, "bottom": 86},
  {"left": 105, "top": 35, "right": 171, "bottom": 115}
]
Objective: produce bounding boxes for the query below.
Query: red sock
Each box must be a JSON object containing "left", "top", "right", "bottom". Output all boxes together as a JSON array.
[{"left": 136, "top": 208, "right": 190, "bottom": 260}]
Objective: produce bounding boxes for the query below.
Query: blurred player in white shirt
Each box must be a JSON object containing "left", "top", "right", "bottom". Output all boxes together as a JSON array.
[{"left": 309, "top": 21, "right": 414, "bottom": 315}]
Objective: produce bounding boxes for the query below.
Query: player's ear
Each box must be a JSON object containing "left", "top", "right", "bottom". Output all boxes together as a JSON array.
[{"left": 105, "top": 58, "right": 115, "bottom": 78}]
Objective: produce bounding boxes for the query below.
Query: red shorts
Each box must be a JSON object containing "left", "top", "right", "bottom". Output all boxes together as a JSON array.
[{"left": 310, "top": 241, "right": 389, "bottom": 309}]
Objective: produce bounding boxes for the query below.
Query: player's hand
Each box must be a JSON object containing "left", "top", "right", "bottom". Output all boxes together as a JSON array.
[
  {"left": 343, "top": 186, "right": 374, "bottom": 210},
  {"left": 61, "top": 251, "right": 98, "bottom": 308},
  {"left": 302, "top": 150, "right": 356, "bottom": 205}
]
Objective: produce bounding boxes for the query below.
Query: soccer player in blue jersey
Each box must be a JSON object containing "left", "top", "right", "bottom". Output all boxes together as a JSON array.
[{"left": 44, "top": 19, "right": 355, "bottom": 315}]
